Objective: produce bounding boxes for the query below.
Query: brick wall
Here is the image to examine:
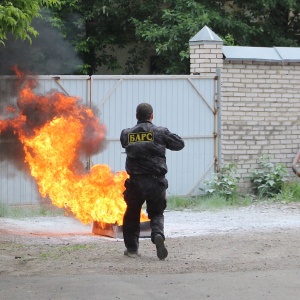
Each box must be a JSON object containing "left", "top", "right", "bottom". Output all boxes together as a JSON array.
[
  {"left": 222, "top": 61, "right": 300, "bottom": 191},
  {"left": 190, "top": 35, "right": 300, "bottom": 193},
  {"left": 190, "top": 44, "right": 223, "bottom": 74}
]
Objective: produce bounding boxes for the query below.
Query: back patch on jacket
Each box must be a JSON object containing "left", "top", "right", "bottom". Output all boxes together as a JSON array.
[{"left": 128, "top": 131, "right": 154, "bottom": 143}]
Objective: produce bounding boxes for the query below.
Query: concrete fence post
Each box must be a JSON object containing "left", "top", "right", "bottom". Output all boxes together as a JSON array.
[{"left": 189, "top": 25, "right": 224, "bottom": 75}]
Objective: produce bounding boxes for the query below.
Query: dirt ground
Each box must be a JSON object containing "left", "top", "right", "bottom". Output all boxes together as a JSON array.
[{"left": 1, "top": 202, "right": 300, "bottom": 299}]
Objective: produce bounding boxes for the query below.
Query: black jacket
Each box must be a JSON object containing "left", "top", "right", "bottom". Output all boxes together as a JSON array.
[{"left": 120, "top": 120, "right": 185, "bottom": 176}]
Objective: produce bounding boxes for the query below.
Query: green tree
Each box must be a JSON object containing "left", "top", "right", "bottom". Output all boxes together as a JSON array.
[
  {"left": 133, "top": 0, "right": 222, "bottom": 74},
  {"left": 51, "top": 0, "right": 164, "bottom": 75},
  {"left": 49, "top": 0, "right": 300, "bottom": 75},
  {"left": 132, "top": 0, "right": 300, "bottom": 73},
  {"left": 231, "top": 0, "right": 300, "bottom": 46},
  {"left": 0, "top": 0, "right": 60, "bottom": 44},
  {"left": 51, "top": 0, "right": 242, "bottom": 74},
  {"left": 132, "top": 0, "right": 253, "bottom": 74}
]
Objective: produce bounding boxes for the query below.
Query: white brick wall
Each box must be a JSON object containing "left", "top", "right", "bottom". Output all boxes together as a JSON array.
[
  {"left": 190, "top": 44, "right": 223, "bottom": 74},
  {"left": 222, "top": 61, "right": 300, "bottom": 192},
  {"left": 190, "top": 42, "right": 300, "bottom": 193}
]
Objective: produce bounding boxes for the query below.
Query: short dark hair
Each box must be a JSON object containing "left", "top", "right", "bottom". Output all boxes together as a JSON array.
[{"left": 136, "top": 103, "right": 153, "bottom": 121}]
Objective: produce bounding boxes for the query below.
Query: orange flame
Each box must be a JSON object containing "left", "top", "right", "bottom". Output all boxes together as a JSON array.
[{"left": 0, "top": 71, "right": 149, "bottom": 226}]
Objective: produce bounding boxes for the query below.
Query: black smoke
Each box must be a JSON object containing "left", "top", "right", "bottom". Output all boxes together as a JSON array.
[{"left": 0, "top": 13, "right": 82, "bottom": 75}]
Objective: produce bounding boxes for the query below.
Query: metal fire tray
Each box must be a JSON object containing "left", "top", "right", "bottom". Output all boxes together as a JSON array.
[{"left": 92, "top": 221, "right": 151, "bottom": 239}]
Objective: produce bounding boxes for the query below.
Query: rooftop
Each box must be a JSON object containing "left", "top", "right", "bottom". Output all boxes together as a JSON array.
[
  {"left": 190, "top": 26, "right": 300, "bottom": 63},
  {"left": 223, "top": 46, "right": 300, "bottom": 62}
]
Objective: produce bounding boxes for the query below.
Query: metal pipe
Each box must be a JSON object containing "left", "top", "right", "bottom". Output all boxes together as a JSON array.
[{"left": 216, "top": 68, "right": 222, "bottom": 172}]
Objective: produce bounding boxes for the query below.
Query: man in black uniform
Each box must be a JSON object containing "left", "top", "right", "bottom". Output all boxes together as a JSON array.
[{"left": 120, "top": 103, "right": 185, "bottom": 260}]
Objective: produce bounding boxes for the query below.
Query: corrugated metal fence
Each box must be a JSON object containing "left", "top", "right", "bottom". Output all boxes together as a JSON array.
[{"left": 0, "top": 75, "right": 220, "bottom": 205}]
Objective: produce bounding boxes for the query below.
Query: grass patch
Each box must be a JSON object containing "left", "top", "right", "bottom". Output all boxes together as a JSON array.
[
  {"left": 167, "top": 177, "right": 300, "bottom": 211},
  {"left": 167, "top": 180, "right": 300, "bottom": 211},
  {"left": 0, "top": 203, "right": 64, "bottom": 218},
  {"left": 273, "top": 181, "right": 300, "bottom": 203},
  {"left": 167, "top": 194, "right": 253, "bottom": 211}
]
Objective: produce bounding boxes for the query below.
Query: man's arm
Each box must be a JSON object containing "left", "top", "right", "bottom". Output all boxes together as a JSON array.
[
  {"left": 165, "top": 129, "right": 185, "bottom": 151},
  {"left": 120, "top": 129, "right": 128, "bottom": 148}
]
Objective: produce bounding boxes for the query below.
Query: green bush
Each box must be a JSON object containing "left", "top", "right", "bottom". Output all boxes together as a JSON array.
[
  {"left": 201, "top": 163, "right": 240, "bottom": 200},
  {"left": 251, "top": 156, "right": 289, "bottom": 198}
]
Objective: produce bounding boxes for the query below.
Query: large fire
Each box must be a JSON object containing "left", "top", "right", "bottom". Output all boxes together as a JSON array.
[{"left": 0, "top": 69, "right": 148, "bottom": 226}]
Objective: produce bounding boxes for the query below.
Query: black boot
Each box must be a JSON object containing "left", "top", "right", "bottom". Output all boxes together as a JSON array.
[{"left": 154, "top": 235, "right": 168, "bottom": 260}]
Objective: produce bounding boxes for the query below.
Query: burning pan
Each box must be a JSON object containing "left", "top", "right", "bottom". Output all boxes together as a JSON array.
[{"left": 92, "top": 221, "right": 151, "bottom": 239}]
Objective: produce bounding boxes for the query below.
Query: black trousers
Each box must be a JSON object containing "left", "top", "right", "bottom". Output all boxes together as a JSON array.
[{"left": 122, "top": 176, "right": 168, "bottom": 252}]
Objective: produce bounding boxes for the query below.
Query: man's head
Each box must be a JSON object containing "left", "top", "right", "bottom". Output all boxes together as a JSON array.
[{"left": 136, "top": 103, "right": 153, "bottom": 121}]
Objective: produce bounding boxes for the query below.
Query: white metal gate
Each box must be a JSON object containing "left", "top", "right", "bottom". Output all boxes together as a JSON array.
[
  {"left": 0, "top": 74, "right": 220, "bottom": 204},
  {"left": 90, "top": 75, "right": 219, "bottom": 196}
]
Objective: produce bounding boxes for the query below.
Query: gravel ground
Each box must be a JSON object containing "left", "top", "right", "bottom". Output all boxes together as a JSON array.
[{"left": 0, "top": 202, "right": 300, "bottom": 299}]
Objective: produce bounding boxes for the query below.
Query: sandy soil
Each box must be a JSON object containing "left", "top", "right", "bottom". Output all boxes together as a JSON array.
[
  {"left": 1, "top": 202, "right": 300, "bottom": 278},
  {"left": 1, "top": 203, "right": 300, "bottom": 300}
]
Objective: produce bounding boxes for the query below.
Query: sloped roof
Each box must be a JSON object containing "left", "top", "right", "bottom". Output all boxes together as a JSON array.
[
  {"left": 190, "top": 26, "right": 300, "bottom": 62},
  {"left": 223, "top": 46, "right": 300, "bottom": 62},
  {"left": 189, "top": 25, "right": 223, "bottom": 45}
]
